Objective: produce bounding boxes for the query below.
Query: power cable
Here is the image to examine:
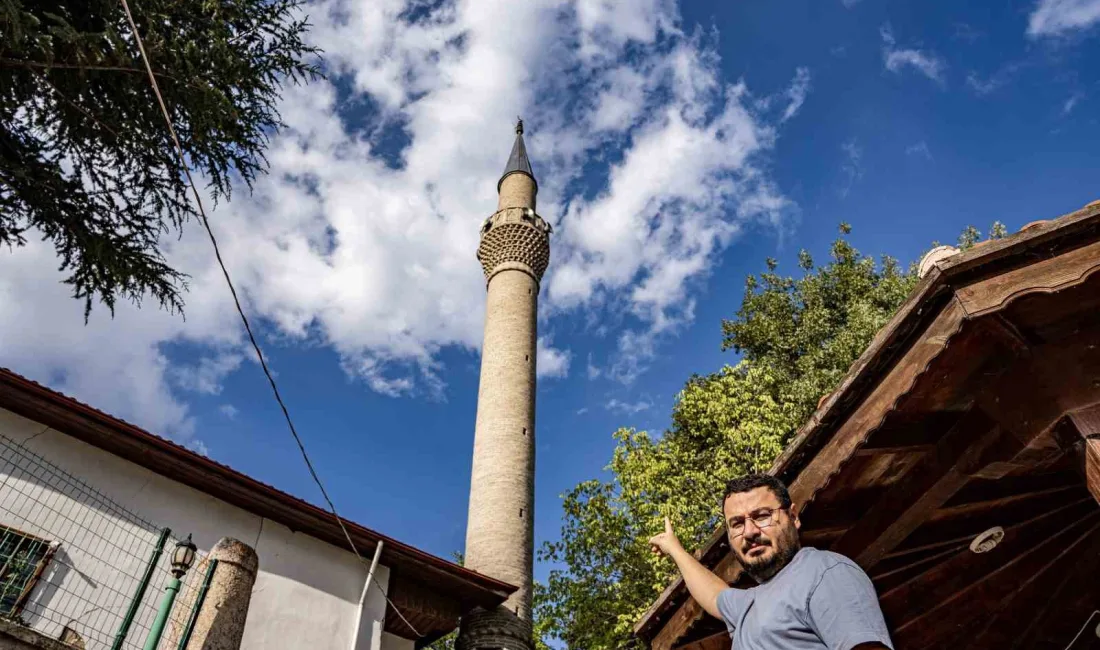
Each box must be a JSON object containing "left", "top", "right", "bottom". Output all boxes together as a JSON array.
[{"left": 115, "top": 0, "right": 423, "bottom": 637}]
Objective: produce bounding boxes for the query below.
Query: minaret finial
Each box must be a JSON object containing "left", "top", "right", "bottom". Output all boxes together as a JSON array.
[{"left": 515, "top": 118, "right": 524, "bottom": 135}]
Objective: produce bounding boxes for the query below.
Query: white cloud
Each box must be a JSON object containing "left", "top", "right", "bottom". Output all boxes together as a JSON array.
[
  {"left": 586, "top": 353, "right": 602, "bottom": 380},
  {"left": 605, "top": 398, "right": 652, "bottom": 414},
  {"left": 839, "top": 140, "right": 863, "bottom": 198},
  {"left": 173, "top": 354, "right": 243, "bottom": 395},
  {"left": 1, "top": 0, "right": 800, "bottom": 435},
  {"left": 537, "top": 337, "right": 572, "bottom": 379},
  {"left": 1028, "top": 0, "right": 1100, "bottom": 37},
  {"left": 881, "top": 25, "right": 946, "bottom": 84},
  {"left": 219, "top": 404, "right": 240, "bottom": 420},
  {"left": 841, "top": 0, "right": 863, "bottom": 7},
  {"left": 781, "top": 67, "right": 812, "bottom": 122},
  {"left": 905, "top": 141, "right": 932, "bottom": 160},
  {"left": 1063, "top": 91, "right": 1084, "bottom": 114},
  {"left": 966, "top": 73, "right": 1001, "bottom": 96},
  {"left": 965, "top": 63, "right": 1022, "bottom": 97}
]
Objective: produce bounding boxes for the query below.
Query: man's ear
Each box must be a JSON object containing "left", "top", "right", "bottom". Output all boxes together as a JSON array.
[{"left": 790, "top": 503, "right": 802, "bottom": 530}]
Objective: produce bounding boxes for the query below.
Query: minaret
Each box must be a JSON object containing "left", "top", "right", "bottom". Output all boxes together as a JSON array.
[{"left": 459, "top": 120, "right": 550, "bottom": 650}]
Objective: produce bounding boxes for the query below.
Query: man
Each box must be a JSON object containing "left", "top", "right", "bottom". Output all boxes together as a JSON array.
[{"left": 649, "top": 474, "right": 893, "bottom": 650}]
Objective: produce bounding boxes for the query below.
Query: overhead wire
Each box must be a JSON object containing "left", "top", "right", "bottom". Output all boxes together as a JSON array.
[{"left": 115, "top": 0, "right": 423, "bottom": 637}]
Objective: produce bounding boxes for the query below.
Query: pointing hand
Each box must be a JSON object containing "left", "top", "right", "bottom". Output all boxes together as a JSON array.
[{"left": 648, "top": 517, "right": 684, "bottom": 557}]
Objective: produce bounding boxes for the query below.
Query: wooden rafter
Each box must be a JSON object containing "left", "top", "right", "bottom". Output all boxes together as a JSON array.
[
  {"left": 880, "top": 498, "right": 1098, "bottom": 631},
  {"left": 885, "top": 492, "right": 1094, "bottom": 562},
  {"left": 891, "top": 511, "right": 1100, "bottom": 649},
  {"left": 674, "top": 631, "right": 728, "bottom": 650},
  {"left": 829, "top": 409, "right": 1006, "bottom": 569},
  {"left": 1070, "top": 404, "right": 1100, "bottom": 505},
  {"left": 968, "top": 526, "right": 1100, "bottom": 649}
]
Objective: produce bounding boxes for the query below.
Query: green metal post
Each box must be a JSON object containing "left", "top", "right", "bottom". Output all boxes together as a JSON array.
[
  {"left": 176, "top": 559, "right": 217, "bottom": 650},
  {"left": 142, "top": 576, "right": 181, "bottom": 650},
  {"left": 112, "top": 527, "right": 170, "bottom": 650}
]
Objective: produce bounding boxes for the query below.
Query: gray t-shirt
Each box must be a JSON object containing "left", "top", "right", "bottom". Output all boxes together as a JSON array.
[{"left": 715, "top": 547, "right": 893, "bottom": 650}]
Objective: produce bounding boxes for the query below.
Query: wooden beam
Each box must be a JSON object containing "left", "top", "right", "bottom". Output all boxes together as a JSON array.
[
  {"left": 650, "top": 553, "right": 741, "bottom": 650},
  {"left": 870, "top": 543, "right": 967, "bottom": 594},
  {"left": 940, "top": 469, "right": 1080, "bottom": 510},
  {"left": 1018, "top": 543, "right": 1100, "bottom": 648},
  {"left": 967, "top": 526, "right": 1100, "bottom": 649},
  {"left": 893, "top": 514, "right": 1100, "bottom": 650},
  {"left": 954, "top": 238, "right": 1100, "bottom": 318},
  {"left": 830, "top": 409, "right": 1010, "bottom": 569},
  {"left": 880, "top": 498, "right": 1098, "bottom": 629},
  {"left": 1070, "top": 404, "right": 1100, "bottom": 505},
  {"left": 673, "top": 631, "right": 728, "bottom": 650},
  {"left": 853, "top": 411, "right": 965, "bottom": 456},
  {"left": 891, "top": 512, "right": 1100, "bottom": 649},
  {"left": 884, "top": 493, "right": 1093, "bottom": 561}
]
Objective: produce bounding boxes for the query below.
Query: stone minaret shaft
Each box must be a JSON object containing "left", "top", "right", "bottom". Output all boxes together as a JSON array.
[{"left": 460, "top": 121, "right": 550, "bottom": 650}]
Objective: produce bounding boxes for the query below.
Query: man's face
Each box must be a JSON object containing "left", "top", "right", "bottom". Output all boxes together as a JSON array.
[{"left": 723, "top": 486, "right": 801, "bottom": 582}]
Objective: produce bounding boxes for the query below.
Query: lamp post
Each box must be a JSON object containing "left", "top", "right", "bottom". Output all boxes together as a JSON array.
[{"left": 143, "top": 535, "right": 197, "bottom": 650}]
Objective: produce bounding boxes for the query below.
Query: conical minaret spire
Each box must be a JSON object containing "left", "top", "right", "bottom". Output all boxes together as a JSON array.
[
  {"left": 460, "top": 122, "right": 552, "bottom": 650},
  {"left": 497, "top": 119, "right": 536, "bottom": 193}
]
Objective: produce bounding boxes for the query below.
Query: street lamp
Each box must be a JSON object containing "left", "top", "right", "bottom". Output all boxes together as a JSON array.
[
  {"left": 143, "top": 535, "right": 198, "bottom": 650},
  {"left": 171, "top": 535, "right": 197, "bottom": 578}
]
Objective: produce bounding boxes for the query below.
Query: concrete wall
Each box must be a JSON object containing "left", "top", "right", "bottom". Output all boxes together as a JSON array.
[
  {"left": 0, "top": 618, "right": 78, "bottom": 650},
  {"left": 0, "top": 408, "right": 404, "bottom": 650}
]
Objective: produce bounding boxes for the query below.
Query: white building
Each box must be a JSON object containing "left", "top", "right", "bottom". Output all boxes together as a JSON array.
[{"left": 0, "top": 367, "right": 514, "bottom": 650}]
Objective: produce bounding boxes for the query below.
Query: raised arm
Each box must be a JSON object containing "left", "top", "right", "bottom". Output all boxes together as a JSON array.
[{"left": 648, "top": 518, "right": 730, "bottom": 620}]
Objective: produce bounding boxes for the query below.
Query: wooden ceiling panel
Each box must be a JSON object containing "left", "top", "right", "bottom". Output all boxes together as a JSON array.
[
  {"left": 967, "top": 527, "right": 1100, "bottom": 649},
  {"left": 890, "top": 491, "right": 1093, "bottom": 558},
  {"left": 880, "top": 499, "right": 1098, "bottom": 630},
  {"left": 892, "top": 512, "right": 1100, "bottom": 649}
]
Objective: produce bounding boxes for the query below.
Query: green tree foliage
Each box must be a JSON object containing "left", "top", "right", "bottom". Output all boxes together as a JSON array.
[
  {"left": 1, "top": 0, "right": 319, "bottom": 318},
  {"left": 535, "top": 224, "right": 1017, "bottom": 650},
  {"left": 957, "top": 221, "right": 1006, "bottom": 250}
]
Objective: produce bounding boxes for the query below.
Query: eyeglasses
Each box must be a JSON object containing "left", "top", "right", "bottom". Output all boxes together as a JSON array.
[{"left": 727, "top": 507, "right": 787, "bottom": 538}]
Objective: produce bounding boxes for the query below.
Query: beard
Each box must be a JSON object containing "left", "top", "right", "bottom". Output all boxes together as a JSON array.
[{"left": 739, "top": 535, "right": 800, "bottom": 583}]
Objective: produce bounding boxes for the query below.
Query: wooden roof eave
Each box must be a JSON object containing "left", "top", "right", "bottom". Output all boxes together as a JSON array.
[{"left": 634, "top": 200, "right": 1100, "bottom": 643}]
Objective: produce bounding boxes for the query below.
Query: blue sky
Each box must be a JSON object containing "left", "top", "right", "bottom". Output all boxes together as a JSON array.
[{"left": 3, "top": 0, "right": 1100, "bottom": 586}]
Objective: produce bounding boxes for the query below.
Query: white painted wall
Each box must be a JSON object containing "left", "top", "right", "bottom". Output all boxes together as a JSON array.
[{"left": 0, "top": 407, "right": 410, "bottom": 650}]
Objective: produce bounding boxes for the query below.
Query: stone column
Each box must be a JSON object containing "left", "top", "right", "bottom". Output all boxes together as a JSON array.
[{"left": 169, "top": 538, "right": 258, "bottom": 650}]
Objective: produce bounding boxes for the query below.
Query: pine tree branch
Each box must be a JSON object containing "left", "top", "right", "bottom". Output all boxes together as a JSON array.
[{"left": 0, "top": 58, "right": 182, "bottom": 83}]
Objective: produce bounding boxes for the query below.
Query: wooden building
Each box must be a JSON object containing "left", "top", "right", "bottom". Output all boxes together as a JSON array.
[{"left": 635, "top": 201, "right": 1100, "bottom": 650}]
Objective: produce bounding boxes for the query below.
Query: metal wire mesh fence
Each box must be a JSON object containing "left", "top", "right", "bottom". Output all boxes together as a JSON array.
[{"left": 0, "top": 432, "right": 208, "bottom": 649}]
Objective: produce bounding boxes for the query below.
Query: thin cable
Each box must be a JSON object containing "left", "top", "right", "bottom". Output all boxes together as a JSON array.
[
  {"left": 116, "top": 0, "right": 423, "bottom": 637},
  {"left": 1064, "top": 610, "right": 1100, "bottom": 650}
]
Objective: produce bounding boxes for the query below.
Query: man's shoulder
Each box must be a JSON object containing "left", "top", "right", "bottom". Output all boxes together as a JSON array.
[{"left": 796, "top": 547, "right": 867, "bottom": 575}]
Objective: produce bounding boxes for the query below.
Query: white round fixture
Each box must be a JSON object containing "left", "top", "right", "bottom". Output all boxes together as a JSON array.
[{"left": 969, "top": 526, "right": 1004, "bottom": 553}]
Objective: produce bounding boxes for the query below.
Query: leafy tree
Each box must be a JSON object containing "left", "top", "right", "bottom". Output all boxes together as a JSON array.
[
  {"left": 535, "top": 223, "right": 1008, "bottom": 650},
  {"left": 957, "top": 221, "right": 1006, "bottom": 250},
  {"left": 1, "top": 0, "right": 319, "bottom": 318}
]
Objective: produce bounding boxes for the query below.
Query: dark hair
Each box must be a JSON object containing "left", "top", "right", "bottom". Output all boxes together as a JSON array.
[{"left": 720, "top": 474, "right": 792, "bottom": 514}]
